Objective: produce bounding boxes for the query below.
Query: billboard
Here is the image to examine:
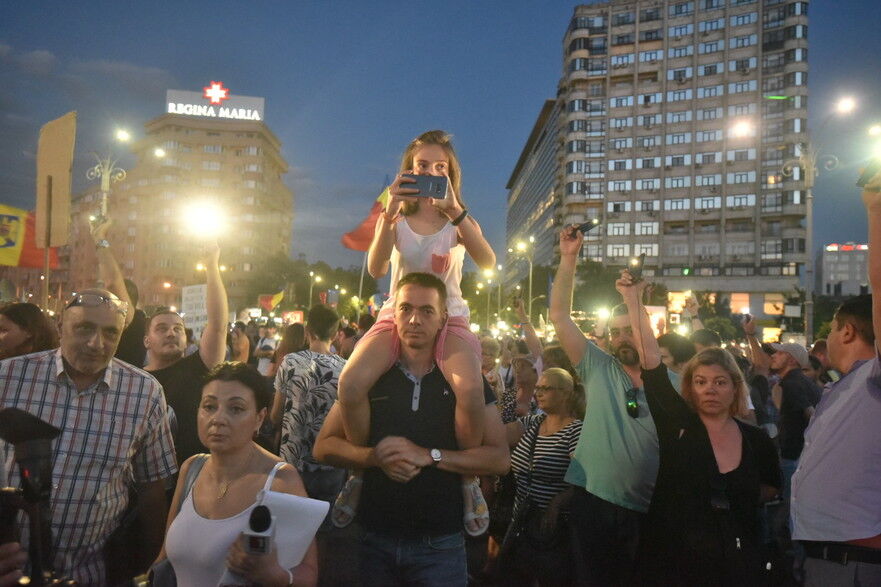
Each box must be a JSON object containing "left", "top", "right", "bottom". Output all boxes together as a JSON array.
[{"left": 166, "top": 81, "right": 265, "bottom": 122}]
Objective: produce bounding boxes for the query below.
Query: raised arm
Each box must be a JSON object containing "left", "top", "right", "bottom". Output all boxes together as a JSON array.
[
  {"left": 743, "top": 314, "right": 770, "bottom": 376},
  {"left": 549, "top": 227, "right": 587, "bottom": 367},
  {"left": 90, "top": 216, "right": 133, "bottom": 327},
  {"left": 368, "top": 179, "right": 418, "bottom": 278},
  {"left": 433, "top": 177, "right": 495, "bottom": 269},
  {"left": 863, "top": 170, "right": 881, "bottom": 349},
  {"left": 514, "top": 298, "right": 543, "bottom": 359},
  {"left": 617, "top": 272, "right": 658, "bottom": 369},
  {"left": 683, "top": 294, "right": 705, "bottom": 332},
  {"left": 199, "top": 242, "right": 229, "bottom": 369}
]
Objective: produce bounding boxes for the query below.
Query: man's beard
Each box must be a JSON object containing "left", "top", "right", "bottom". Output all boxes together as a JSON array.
[{"left": 612, "top": 342, "right": 640, "bottom": 366}]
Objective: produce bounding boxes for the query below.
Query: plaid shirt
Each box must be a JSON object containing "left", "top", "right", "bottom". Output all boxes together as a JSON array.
[{"left": 0, "top": 349, "right": 177, "bottom": 584}]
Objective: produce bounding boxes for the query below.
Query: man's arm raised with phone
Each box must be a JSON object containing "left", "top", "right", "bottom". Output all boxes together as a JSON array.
[
  {"left": 549, "top": 227, "right": 587, "bottom": 367},
  {"left": 199, "top": 242, "right": 229, "bottom": 369},
  {"left": 862, "top": 169, "right": 881, "bottom": 350}
]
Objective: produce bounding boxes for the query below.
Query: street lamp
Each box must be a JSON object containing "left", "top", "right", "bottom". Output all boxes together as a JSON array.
[
  {"left": 86, "top": 130, "right": 131, "bottom": 218},
  {"left": 509, "top": 237, "right": 535, "bottom": 319},
  {"left": 308, "top": 272, "right": 322, "bottom": 306},
  {"left": 781, "top": 96, "right": 856, "bottom": 342}
]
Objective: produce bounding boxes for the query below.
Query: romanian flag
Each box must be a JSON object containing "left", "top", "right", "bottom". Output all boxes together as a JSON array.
[
  {"left": 258, "top": 290, "right": 284, "bottom": 312},
  {"left": 341, "top": 187, "right": 390, "bottom": 252},
  {"left": 0, "top": 204, "right": 59, "bottom": 269}
]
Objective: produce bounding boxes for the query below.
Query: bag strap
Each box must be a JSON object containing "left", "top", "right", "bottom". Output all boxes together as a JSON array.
[
  {"left": 520, "top": 414, "right": 547, "bottom": 504},
  {"left": 178, "top": 453, "right": 209, "bottom": 515}
]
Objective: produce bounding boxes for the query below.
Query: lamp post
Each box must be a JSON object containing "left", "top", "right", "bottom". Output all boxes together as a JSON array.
[
  {"left": 780, "top": 97, "right": 856, "bottom": 343},
  {"left": 508, "top": 236, "right": 535, "bottom": 320},
  {"left": 86, "top": 129, "right": 131, "bottom": 219},
  {"left": 496, "top": 264, "right": 503, "bottom": 317},
  {"left": 308, "top": 272, "right": 322, "bottom": 306}
]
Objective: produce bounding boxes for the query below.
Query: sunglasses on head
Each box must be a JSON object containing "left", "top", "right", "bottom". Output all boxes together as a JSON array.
[
  {"left": 65, "top": 293, "right": 129, "bottom": 316},
  {"left": 625, "top": 387, "right": 640, "bottom": 418}
]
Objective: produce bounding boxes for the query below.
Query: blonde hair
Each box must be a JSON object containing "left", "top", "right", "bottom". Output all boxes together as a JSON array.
[
  {"left": 399, "top": 130, "right": 464, "bottom": 216},
  {"left": 541, "top": 367, "right": 586, "bottom": 420},
  {"left": 480, "top": 336, "right": 501, "bottom": 356},
  {"left": 681, "top": 348, "right": 750, "bottom": 419}
]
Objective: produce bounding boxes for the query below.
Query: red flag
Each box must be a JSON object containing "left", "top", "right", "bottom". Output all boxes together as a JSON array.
[{"left": 341, "top": 188, "right": 390, "bottom": 252}]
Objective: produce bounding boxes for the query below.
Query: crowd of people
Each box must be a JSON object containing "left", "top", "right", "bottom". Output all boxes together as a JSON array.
[{"left": 0, "top": 131, "right": 878, "bottom": 586}]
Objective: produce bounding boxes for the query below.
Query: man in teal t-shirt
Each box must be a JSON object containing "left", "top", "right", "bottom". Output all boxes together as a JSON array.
[{"left": 550, "top": 227, "right": 678, "bottom": 586}]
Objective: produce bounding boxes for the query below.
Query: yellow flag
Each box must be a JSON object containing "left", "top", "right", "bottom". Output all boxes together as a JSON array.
[{"left": 0, "top": 205, "right": 27, "bottom": 267}]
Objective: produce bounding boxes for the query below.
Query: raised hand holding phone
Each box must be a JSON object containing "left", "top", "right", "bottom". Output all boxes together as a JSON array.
[{"left": 559, "top": 225, "right": 584, "bottom": 257}]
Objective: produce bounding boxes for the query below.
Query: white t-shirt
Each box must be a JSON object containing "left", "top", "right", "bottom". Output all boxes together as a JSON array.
[{"left": 256, "top": 336, "right": 278, "bottom": 376}]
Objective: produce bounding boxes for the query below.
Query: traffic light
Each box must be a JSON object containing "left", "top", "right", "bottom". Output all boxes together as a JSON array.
[{"left": 682, "top": 268, "right": 691, "bottom": 276}]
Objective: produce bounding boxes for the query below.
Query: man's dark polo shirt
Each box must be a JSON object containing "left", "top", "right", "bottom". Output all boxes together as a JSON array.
[
  {"left": 149, "top": 352, "right": 208, "bottom": 464},
  {"left": 778, "top": 368, "right": 821, "bottom": 460},
  {"left": 358, "top": 364, "right": 494, "bottom": 537}
]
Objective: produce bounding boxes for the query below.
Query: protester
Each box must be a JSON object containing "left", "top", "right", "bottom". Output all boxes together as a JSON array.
[
  {"left": 0, "top": 302, "right": 58, "bottom": 359},
  {"left": 356, "top": 314, "right": 375, "bottom": 337},
  {"left": 115, "top": 278, "right": 148, "bottom": 366},
  {"left": 656, "top": 331, "right": 696, "bottom": 375},
  {"left": 0, "top": 289, "right": 176, "bottom": 584},
  {"left": 159, "top": 362, "right": 317, "bottom": 587},
  {"left": 618, "top": 271, "right": 781, "bottom": 585},
  {"left": 336, "top": 130, "right": 496, "bottom": 536},
  {"left": 803, "top": 355, "right": 824, "bottom": 386},
  {"left": 269, "top": 323, "right": 307, "bottom": 379},
  {"left": 314, "top": 273, "right": 508, "bottom": 587},
  {"left": 144, "top": 243, "right": 229, "bottom": 464},
  {"left": 498, "top": 367, "right": 584, "bottom": 586},
  {"left": 333, "top": 325, "right": 357, "bottom": 360},
  {"left": 790, "top": 164, "right": 881, "bottom": 586},
  {"left": 271, "top": 304, "right": 348, "bottom": 584},
  {"left": 254, "top": 323, "right": 279, "bottom": 377},
  {"left": 541, "top": 344, "right": 577, "bottom": 380},
  {"left": 230, "top": 321, "right": 250, "bottom": 363},
  {"left": 184, "top": 327, "right": 198, "bottom": 356},
  {"left": 691, "top": 328, "right": 723, "bottom": 352},
  {"left": 808, "top": 338, "right": 839, "bottom": 384},
  {"left": 549, "top": 226, "right": 680, "bottom": 585},
  {"left": 480, "top": 336, "right": 504, "bottom": 400},
  {"left": 499, "top": 354, "right": 539, "bottom": 424}
]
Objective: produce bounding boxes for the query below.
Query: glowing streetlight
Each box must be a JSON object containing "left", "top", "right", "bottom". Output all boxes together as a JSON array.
[
  {"left": 195, "top": 262, "right": 206, "bottom": 271},
  {"left": 511, "top": 238, "right": 535, "bottom": 317},
  {"left": 308, "top": 273, "right": 322, "bottom": 305},
  {"left": 182, "top": 201, "right": 227, "bottom": 238},
  {"left": 869, "top": 125, "right": 881, "bottom": 137},
  {"left": 115, "top": 129, "right": 131, "bottom": 143},
  {"left": 154, "top": 147, "right": 166, "bottom": 158},
  {"left": 340, "top": 288, "right": 347, "bottom": 295},
  {"left": 836, "top": 97, "right": 856, "bottom": 115},
  {"left": 597, "top": 307, "right": 611, "bottom": 320},
  {"left": 730, "top": 120, "right": 753, "bottom": 138},
  {"left": 162, "top": 282, "right": 172, "bottom": 289}
]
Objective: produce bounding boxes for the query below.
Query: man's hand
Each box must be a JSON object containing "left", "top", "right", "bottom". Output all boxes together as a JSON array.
[
  {"left": 226, "top": 536, "right": 288, "bottom": 587},
  {"left": 615, "top": 270, "right": 648, "bottom": 302},
  {"left": 559, "top": 226, "right": 584, "bottom": 258},
  {"left": 0, "top": 543, "right": 26, "bottom": 587},
  {"left": 374, "top": 436, "right": 430, "bottom": 483},
  {"left": 90, "top": 214, "right": 111, "bottom": 244},
  {"left": 684, "top": 294, "right": 700, "bottom": 319},
  {"left": 862, "top": 168, "right": 881, "bottom": 213},
  {"left": 743, "top": 313, "right": 757, "bottom": 336}
]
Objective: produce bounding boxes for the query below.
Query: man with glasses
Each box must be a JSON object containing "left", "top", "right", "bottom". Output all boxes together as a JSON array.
[
  {"left": 144, "top": 242, "right": 228, "bottom": 463},
  {"left": 549, "top": 229, "right": 679, "bottom": 586},
  {"left": 0, "top": 289, "right": 177, "bottom": 584}
]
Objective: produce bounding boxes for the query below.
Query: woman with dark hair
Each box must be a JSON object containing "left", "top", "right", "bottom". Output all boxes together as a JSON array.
[
  {"left": 158, "top": 362, "right": 318, "bottom": 586},
  {"left": 0, "top": 302, "right": 58, "bottom": 359},
  {"left": 618, "top": 273, "right": 781, "bottom": 586},
  {"left": 268, "top": 323, "right": 307, "bottom": 379}
]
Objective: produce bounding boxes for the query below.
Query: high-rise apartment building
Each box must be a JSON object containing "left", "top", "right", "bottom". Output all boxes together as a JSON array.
[
  {"left": 507, "top": 0, "right": 809, "bottom": 305},
  {"left": 69, "top": 83, "right": 293, "bottom": 312}
]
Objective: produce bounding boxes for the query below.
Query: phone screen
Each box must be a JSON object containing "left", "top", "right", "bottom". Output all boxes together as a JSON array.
[{"left": 857, "top": 158, "right": 881, "bottom": 188}]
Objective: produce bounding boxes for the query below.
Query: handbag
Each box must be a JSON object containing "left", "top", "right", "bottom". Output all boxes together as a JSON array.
[
  {"left": 147, "top": 454, "right": 209, "bottom": 587},
  {"left": 497, "top": 415, "right": 545, "bottom": 559}
]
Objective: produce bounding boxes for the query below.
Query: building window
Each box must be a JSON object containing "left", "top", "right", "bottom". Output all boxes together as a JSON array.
[
  {"left": 203, "top": 144, "right": 222, "bottom": 154},
  {"left": 665, "top": 198, "right": 690, "bottom": 210},
  {"left": 635, "top": 222, "right": 659, "bottom": 235},
  {"left": 609, "top": 223, "right": 630, "bottom": 236}
]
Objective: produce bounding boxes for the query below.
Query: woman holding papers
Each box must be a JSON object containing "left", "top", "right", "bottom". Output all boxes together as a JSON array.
[{"left": 157, "top": 362, "right": 319, "bottom": 586}]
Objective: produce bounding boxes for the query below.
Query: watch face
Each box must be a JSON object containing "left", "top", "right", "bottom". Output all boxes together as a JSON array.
[{"left": 431, "top": 448, "right": 442, "bottom": 462}]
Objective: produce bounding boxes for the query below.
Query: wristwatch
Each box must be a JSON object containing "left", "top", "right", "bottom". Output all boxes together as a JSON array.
[
  {"left": 430, "top": 448, "right": 442, "bottom": 467},
  {"left": 95, "top": 239, "right": 110, "bottom": 249}
]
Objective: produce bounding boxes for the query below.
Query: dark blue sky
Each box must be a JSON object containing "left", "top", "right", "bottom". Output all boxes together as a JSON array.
[{"left": 2, "top": 1, "right": 880, "bottom": 270}]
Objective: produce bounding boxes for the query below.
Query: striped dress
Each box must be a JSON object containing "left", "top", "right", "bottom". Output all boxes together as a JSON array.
[{"left": 510, "top": 415, "right": 583, "bottom": 509}]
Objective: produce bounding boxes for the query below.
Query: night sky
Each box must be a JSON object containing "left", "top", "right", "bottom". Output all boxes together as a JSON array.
[{"left": 2, "top": 1, "right": 880, "bottom": 275}]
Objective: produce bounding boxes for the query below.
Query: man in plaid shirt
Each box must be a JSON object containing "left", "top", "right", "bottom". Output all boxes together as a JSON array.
[{"left": 0, "top": 289, "right": 177, "bottom": 585}]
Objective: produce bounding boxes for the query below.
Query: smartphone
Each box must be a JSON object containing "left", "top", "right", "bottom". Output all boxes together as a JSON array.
[
  {"left": 857, "top": 158, "right": 881, "bottom": 188},
  {"left": 574, "top": 218, "right": 601, "bottom": 234},
  {"left": 400, "top": 174, "right": 448, "bottom": 198},
  {"left": 628, "top": 253, "right": 646, "bottom": 282}
]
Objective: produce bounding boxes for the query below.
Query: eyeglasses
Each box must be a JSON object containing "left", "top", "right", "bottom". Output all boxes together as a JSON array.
[
  {"left": 65, "top": 293, "right": 129, "bottom": 317},
  {"left": 625, "top": 387, "right": 640, "bottom": 418},
  {"left": 534, "top": 385, "right": 562, "bottom": 393}
]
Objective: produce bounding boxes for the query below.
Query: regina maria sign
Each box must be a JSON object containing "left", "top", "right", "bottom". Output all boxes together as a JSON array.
[{"left": 166, "top": 81, "right": 265, "bottom": 121}]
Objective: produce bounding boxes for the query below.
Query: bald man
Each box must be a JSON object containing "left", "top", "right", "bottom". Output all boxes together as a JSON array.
[{"left": 0, "top": 289, "right": 177, "bottom": 584}]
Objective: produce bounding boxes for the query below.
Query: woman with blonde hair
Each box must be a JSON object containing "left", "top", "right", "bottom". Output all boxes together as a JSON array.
[
  {"left": 494, "top": 367, "right": 584, "bottom": 585},
  {"left": 334, "top": 130, "right": 496, "bottom": 535},
  {"left": 617, "top": 272, "right": 781, "bottom": 586}
]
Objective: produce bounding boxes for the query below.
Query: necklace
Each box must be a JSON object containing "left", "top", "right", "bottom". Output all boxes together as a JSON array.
[
  {"left": 216, "top": 478, "right": 237, "bottom": 501},
  {"left": 210, "top": 447, "right": 256, "bottom": 501}
]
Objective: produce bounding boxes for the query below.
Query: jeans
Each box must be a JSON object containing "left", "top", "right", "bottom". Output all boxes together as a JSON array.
[{"left": 359, "top": 530, "right": 467, "bottom": 587}]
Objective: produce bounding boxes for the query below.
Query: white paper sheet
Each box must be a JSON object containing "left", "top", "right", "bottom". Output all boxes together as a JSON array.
[{"left": 258, "top": 489, "right": 329, "bottom": 568}]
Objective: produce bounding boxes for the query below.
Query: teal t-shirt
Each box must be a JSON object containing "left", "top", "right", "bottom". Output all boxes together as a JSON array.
[{"left": 564, "top": 341, "right": 680, "bottom": 513}]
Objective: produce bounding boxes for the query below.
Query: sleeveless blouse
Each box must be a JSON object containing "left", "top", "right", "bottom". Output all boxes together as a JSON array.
[
  {"left": 165, "top": 461, "right": 286, "bottom": 587},
  {"left": 385, "top": 219, "right": 468, "bottom": 317}
]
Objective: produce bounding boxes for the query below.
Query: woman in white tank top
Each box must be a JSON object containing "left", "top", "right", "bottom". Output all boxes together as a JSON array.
[
  {"left": 335, "top": 130, "right": 497, "bottom": 536},
  {"left": 157, "top": 363, "right": 318, "bottom": 586}
]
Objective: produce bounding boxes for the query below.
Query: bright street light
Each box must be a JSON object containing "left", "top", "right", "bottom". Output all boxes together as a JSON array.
[
  {"left": 182, "top": 201, "right": 227, "bottom": 238},
  {"left": 115, "top": 129, "right": 131, "bottom": 142},
  {"left": 154, "top": 147, "right": 166, "bottom": 158},
  {"left": 162, "top": 282, "right": 172, "bottom": 289},
  {"left": 836, "top": 97, "right": 856, "bottom": 115},
  {"left": 308, "top": 273, "right": 322, "bottom": 305},
  {"left": 730, "top": 120, "right": 753, "bottom": 138},
  {"left": 869, "top": 125, "right": 881, "bottom": 137}
]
